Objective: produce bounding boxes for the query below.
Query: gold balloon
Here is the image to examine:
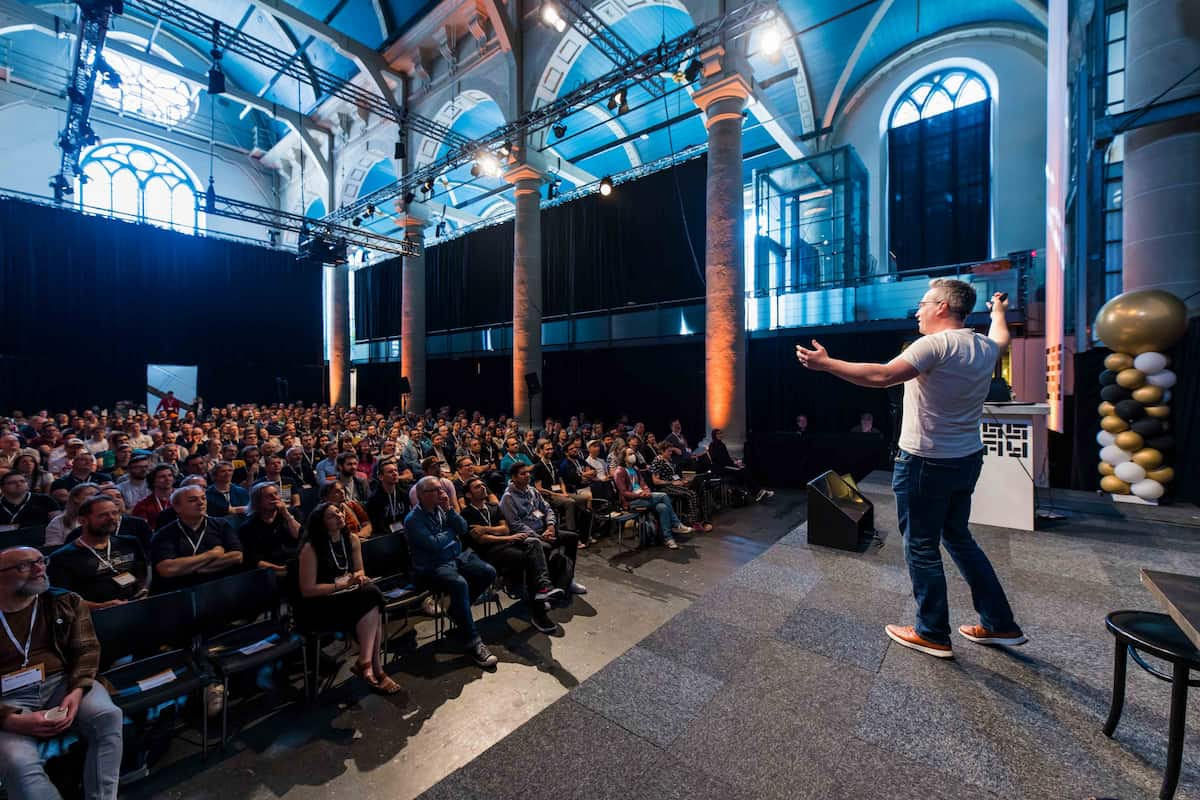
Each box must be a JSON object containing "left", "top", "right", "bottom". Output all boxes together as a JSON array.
[
  {"left": 1094, "top": 289, "right": 1189, "bottom": 355},
  {"left": 1147, "top": 467, "right": 1175, "bottom": 484},
  {"left": 1115, "top": 431, "right": 1145, "bottom": 451},
  {"left": 1100, "top": 415, "right": 1129, "bottom": 433},
  {"left": 1145, "top": 405, "right": 1171, "bottom": 419},
  {"left": 1104, "top": 353, "right": 1134, "bottom": 371},
  {"left": 1132, "top": 385, "right": 1164, "bottom": 405},
  {"left": 1098, "top": 462, "right": 1115, "bottom": 476},
  {"left": 1116, "top": 368, "right": 1145, "bottom": 389},
  {"left": 1101, "top": 475, "right": 1131, "bottom": 494},
  {"left": 1098, "top": 401, "right": 1115, "bottom": 417},
  {"left": 1132, "top": 448, "right": 1164, "bottom": 470}
]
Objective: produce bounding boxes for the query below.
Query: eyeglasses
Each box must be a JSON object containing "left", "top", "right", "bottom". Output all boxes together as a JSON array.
[
  {"left": 0, "top": 557, "right": 49, "bottom": 574},
  {"left": 917, "top": 299, "right": 946, "bottom": 308}
]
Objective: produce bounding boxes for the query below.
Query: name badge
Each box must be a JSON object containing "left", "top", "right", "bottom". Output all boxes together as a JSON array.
[
  {"left": 112, "top": 572, "right": 137, "bottom": 587},
  {"left": 389, "top": 520, "right": 405, "bottom": 533},
  {"left": 0, "top": 524, "right": 16, "bottom": 533},
  {"left": 2, "top": 663, "right": 44, "bottom": 695},
  {"left": 533, "top": 510, "right": 544, "bottom": 520},
  {"left": 281, "top": 486, "right": 293, "bottom": 502}
]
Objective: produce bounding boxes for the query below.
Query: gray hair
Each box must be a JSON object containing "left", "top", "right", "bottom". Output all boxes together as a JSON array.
[
  {"left": 170, "top": 484, "right": 204, "bottom": 506},
  {"left": 928, "top": 278, "right": 977, "bottom": 319},
  {"left": 415, "top": 476, "right": 441, "bottom": 495}
]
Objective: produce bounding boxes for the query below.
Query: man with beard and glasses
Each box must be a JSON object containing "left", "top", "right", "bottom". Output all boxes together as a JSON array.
[
  {"left": 0, "top": 546, "right": 123, "bottom": 800},
  {"left": 49, "top": 495, "right": 149, "bottom": 608}
]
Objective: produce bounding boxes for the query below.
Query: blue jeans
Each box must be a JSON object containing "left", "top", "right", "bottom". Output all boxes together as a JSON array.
[
  {"left": 892, "top": 448, "right": 1019, "bottom": 645},
  {"left": 420, "top": 551, "right": 497, "bottom": 645},
  {"left": 629, "top": 493, "right": 681, "bottom": 541}
]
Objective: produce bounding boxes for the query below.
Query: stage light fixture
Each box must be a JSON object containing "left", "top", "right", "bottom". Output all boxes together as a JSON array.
[
  {"left": 598, "top": 176, "right": 613, "bottom": 197},
  {"left": 403, "top": 191, "right": 416, "bottom": 205},
  {"left": 435, "top": 220, "right": 448, "bottom": 237},
  {"left": 606, "top": 89, "right": 629, "bottom": 115},
  {"left": 541, "top": 2, "right": 567, "bottom": 32},
  {"left": 204, "top": 176, "right": 217, "bottom": 214},
  {"left": 207, "top": 62, "right": 225, "bottom": 96},
  {"left": 475, "top": 152, "right": 501, "bottom": 177},
  {"left": 683, "top": 59, "right": 702, "bottom": 83},
  {"left": 422, "top": 179, "right": 435, "bottom": 193},
  {"left": 552, "top": 122, "right": 568, "bottom": 139},
  {"left": 394, "top": 130, "right": 407, "bottom": 161},
  {"left": 760, "top": 22, "right": 782, "bottom": 57},
  {"left": 366, "top": 203, "right": 376, "bottom": 216},
  {"left": 547, "top": 177, "right": 562, "bottom": 199},
  {"left": 352, "top": 216, "right": 362, "bottom": 227},
  {"left": 470, "top": 163, "right": 481, "bottom": 177},
  {"left": 499, "top": 140, "right": 512, "bottom": 156}
]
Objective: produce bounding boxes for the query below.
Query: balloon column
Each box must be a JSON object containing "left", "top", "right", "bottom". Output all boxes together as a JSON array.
[{"left": 1094, "top": 289, "right": 1189, "bottom": 502}]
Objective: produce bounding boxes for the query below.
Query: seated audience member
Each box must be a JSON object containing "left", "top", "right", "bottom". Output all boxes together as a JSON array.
[
  {"left": 613, "top": 447, "right": 691, "bottom": 550},
  {"left": 335, "top": 452, "right": 370, "bottom": 504},
  {"left": 106, "top": 443, "right": 133, "bottom": 480},
  {"left": 117, "top": 454, "right": 152, "bottom": 509},
  {"left": 49, "top": 453, "right": 111, "bottom": 505},
  {"left": 663, "top": 419, "right": 693, "bottom": 467},
  {"left": 49, "top": 494, "right": 149, "bottom": 607},
  {"left": 320, "top": 481, "right": 372, "bottom": 539},
  {"left": 365, "top": 458, "right": 409, "bottom": 538},
  {"left": 179, "top": 452, "right": 207, "bottom": 482},
  {"left": 0, "top": 433, "right": 21, "bottom": 474},
  {"left": 12, "top": 453, "right": 53, "bottom": 496},
  {"left": 626, "top": 436, "right": 650, "bottom": 469},
  {"left": 45, "top": 483, "right": 99, "bottom": 548},
  {"left": 498, "top": 437, "right": 532, "bottom": 476},
  {"left": 0, "top": 546, "right": 123, "bottom": 800},
  {"left": 150, "top": 485, "right": 243, "bottom": 593},
  {"left": 0, "top": 471, "right": 59, "bottom": 530},
  {"left": 259, "top": 454, "right": 302, "bottom": 508},
  {"left": 408, "top": 457, "right": 458, "bottom": 510},
  {"left": 584, "top": 439, "right": 611, "bottom": 483},
  {"left": 48, "top": 437, "right": 85, "bottom": 477},
  {"left": 68, "top": 485, "right": 154, "bottom": 553},
  {"left": 296, "top": 503, "right": 399, "bottom": 695},
  {"left": 283, "top": 446, "right": 315, "bottom": 489},
  {"left": 795, "top": 414, "right": 809, "bottom": 436},
  {"left": 354, "top": 440, "right": 376, "bottom": 481},
  {"left": 151, "top": 475, "right": 206, "bottom": 532},
  {"left": 851, "top": 412, "right": 880, "bottom": 435},
  {"left": 531, "top": 439, "right": 584, "bottom": 534},
  {"left": 500, "top": 463, "right": 585, "bottom": 595},
  {"left": 428, "top": 433, "right": 454, "bottom": 476},
  {"left": 452, "top": 456, "right": 497, "bottom": 510},
  {"left": 404, "top": 477, "right": 499, "bottom": 668},
  {"left": 649, "top": 441, "right": 712, "bottom": 531},
  {"left": 239, "top": 482, "right": 302, "bottom": 573},
  {"left": 232, "top": 446, "right": 262, "bottom": 488},
  {"left": 707, "top": 428, "right": 774, "bottom": 502},
  {"left": 313, "top": 444, "right": 339, "bottom": 486},
  {"left": 520, "top": 429, "right": 539, "bottom": 461},
  {"left": 131, "top": 464, "right": 176, "bottom": 529},
  {"left": 605, "top": 437, "right": 627, "bottom": 472},
  {"left": 560, "top": 439, "right": 595, "bottom": 501},
  {"left": 638, "top": 433, "right": 658, "bottom": 466},
  {"left": 206, "top": 460, "right": 250, "bottom": 517},
  {"left": 461, "top": 477, "right": 562, "bottom": 633}
]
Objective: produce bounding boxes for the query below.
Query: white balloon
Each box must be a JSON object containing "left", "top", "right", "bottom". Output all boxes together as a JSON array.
[
  {"left": 1133, "top": 352, "right": 1168, "bottom": 374},
  {"left": 1097, "top": 430, "right": 1116, "bottom": 447},
  {"left": 1131, "top": 479, "right": 1165, "bottom": 500},
  {"left": 1115, "top": 462, "right": 1146, "bottom": 483},
  {"left": 1147, "top": 369, "right": 1176, "bottom": 389},
  {"left": 1101, "top": 445, "right": 1132, "bottom": 465}
]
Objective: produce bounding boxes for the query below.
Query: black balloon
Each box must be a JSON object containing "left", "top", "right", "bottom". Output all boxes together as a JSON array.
[
  {"left": 1114, "top": 398, "right": 1145, "bottom": 420},
  {"left": 1101, "top": 384, "right": 1132, "bottom": 403},
  {"left": 1146, "top": 436, "right": 1174, "bottom": 451},
  {"left": 1099, "top": 370, "right": 1117, "bottom": 386},
  {"left": 1131, "top": 418, "right": 1163, "bottom": 437}
]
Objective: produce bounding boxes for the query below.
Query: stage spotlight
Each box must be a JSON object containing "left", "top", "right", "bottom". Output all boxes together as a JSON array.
[
  {"left": 435, "top": 220, "right": 448, "bottom": 237},
  {"left": 352, "top": 216, "right": 361, "bottom": 227},
  {"left": 598, "top": 176, "right": 613, "bottom": 197},
  {"left": 499, "top": 140, "right": 512, "bottom": 157},
  {"left": 204, "top": 176, "right": 217, "bottom": 214},
  {"left": 475, "top": 152, "right": 501, "bottom": 177},
  {"left": 207, "top": 62, "right": 226, "bottom": 96},
  {"left": 683, "top": 58, "right": 702, "bottom": 83},
  {"left": 366, "top": 203, "right": 376, "bottom": 216},
  {"left": 541, "top": 2, "right": 567, "bottom": 32},
  {"left": 394, "top": 130, "right": 407, "bottom": 161},
  {"left": 606, "top": 88, "right": 629, "bottom": 115},
  {"left": 470, "top": 163, "right": 481, "bottom": 178},
  {"left": 552, "top": 122, "right": 568, "bottom": 139},
  {"left": 403, "top": 191, "right": 416, "bottom": 204},
  {"left": 547, "top": 177, "right": 562, "bottom": 199},
  {"left": 760, "top": 22, "right": 782, "bottom": 57},
  {"left": 422, "top": 178, "right": 434, "bottom": 193}
]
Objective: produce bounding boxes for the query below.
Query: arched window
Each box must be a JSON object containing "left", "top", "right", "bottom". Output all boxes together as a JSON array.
[
  {"left": 78, "top": 141, "right": 204, "bottom": 233},
  {"left": 887, "top": 69, "right": 990, "bottom": 270},
  {"left": 95, "top": 34, "right": 199, "bottom": 125}
]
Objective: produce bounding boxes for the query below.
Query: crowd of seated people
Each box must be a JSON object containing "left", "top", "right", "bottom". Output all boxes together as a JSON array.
[{"left": 0, "top": 401, "right": 774, "bottom": 790}]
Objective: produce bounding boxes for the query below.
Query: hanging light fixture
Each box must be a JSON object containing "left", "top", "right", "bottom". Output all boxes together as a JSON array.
[
  {"left": 552, "top": 122, "right": 567, "bottom": 139},
  {"left": 541, "top": 2, "right": 567, "bottom": 32},
  {"left": 207, "top": 21, "right": 226, "bottom": 96},
  {"left": 598, "top": 176, "right": 614, "bottom": 197},
  {"left": 606, "top": 88, "right": 629, "bottom": 115}
]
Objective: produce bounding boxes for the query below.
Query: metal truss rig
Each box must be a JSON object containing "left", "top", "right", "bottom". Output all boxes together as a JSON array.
[
  {"left": 52, "top": 0, "right": 122, "bottom": 203},
  {"left": 204, "top": 194, "right": 421, "bottom": 260},
  {"left": 327, "top": 0, "right": 778, "bottom": 226},
  {"left": 557, "top": 0, "right": 664, "bottom": 96}
]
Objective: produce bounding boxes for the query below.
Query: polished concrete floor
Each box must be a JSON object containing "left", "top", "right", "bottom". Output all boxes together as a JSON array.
[
  {"left": 419, "top": 474, "right": 1200, "bottom": 800},
  {"left": 125, "top": 491, "right": 805, "bottom": 800}
]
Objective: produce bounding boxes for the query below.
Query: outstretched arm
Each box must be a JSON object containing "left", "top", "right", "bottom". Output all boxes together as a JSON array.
[
  {"left": 986, "top": 292, "right": 1011, "bottom": 351},
  {"left": 796, "top": 340, "right": 918, "bottom": 388}
]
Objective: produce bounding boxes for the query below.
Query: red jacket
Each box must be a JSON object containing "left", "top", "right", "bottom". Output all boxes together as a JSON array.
[{"left": 612, "top": 466, "right": 651, "bottom": 510}]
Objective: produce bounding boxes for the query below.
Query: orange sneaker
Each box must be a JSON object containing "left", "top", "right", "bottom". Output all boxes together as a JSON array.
[
  {"left": 885, "top": 624, "right": 954, "bottom": 658},
  {"left": 958, "top": 625, "right": 1027, "bottom": 647}
]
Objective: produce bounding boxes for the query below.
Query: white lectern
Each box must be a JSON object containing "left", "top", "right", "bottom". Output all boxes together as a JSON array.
[{"left": 970, "top": 403, "right": 1050, "bottom": 532}]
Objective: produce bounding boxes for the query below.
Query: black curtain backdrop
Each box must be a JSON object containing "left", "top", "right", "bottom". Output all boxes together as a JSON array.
[
  {"left": 0, "top": 198, "right": 324, "bottom": 411},
  {"left": 888, "top": 102, "right": 990, "bottom": 270},
  {"left": 352, "top": 157, "right": 708, "bottom": 337}
]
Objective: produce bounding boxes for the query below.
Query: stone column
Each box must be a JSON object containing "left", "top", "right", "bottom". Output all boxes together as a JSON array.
[
  {"left": 692, "top": 54, "right": 753, "bottom": 456},
  {"left": 1122, "top": 0, "right": 1200, "bottom": 313},
  {"left": 505, "top": 162, "right": 544, "bottom": 426},
  {"left": 328, "top": 263, "right": 351, "bottom": 407},
  {"left": 398, "top": 214, "right": 427, "bottom": 415}
]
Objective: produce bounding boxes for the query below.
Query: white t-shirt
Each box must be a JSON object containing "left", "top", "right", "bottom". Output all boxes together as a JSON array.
[{"left": 898, "top": 328, "right": 1001, "bottom": 459}]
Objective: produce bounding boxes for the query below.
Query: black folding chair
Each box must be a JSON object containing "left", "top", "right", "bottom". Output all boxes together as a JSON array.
[
  {"left": 0, "top": 525, "right": 47, "bottom": 551},
  {"left": 191, "top": 569, "right": 305, "bottom": 747},
  {"left": 283, "top": 561, "right": 355, "bottom": 700},
  {"left": 360, "top": 535, "right": 430, "bottom": 663},
  {"left": 91, "top": 591, "right": 214, "bottom": 760}
]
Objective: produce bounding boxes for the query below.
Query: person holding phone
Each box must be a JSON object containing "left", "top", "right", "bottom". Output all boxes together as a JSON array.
[{"left": 0, "top": 545, "right": 123, "bottom": 799}]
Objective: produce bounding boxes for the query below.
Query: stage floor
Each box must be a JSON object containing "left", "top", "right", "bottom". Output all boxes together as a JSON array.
[{"left": 416, "top": 473, "right": 1200, "bottom": 800}]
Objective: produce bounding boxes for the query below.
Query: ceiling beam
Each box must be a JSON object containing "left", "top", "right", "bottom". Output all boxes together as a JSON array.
[
  {"left": 821, "top": 0, "right": 893, "bottom": 129},
  {"left": 525, "top": 148, "right": 597, "bottom": 187},
  {"left": 406, "top": 199, "right": 482, "bottom": 227}
]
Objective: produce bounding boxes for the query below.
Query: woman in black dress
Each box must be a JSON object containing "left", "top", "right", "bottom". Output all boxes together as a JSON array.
[{"left": 297, "top": 502, "right": 401, "bottom": 695}]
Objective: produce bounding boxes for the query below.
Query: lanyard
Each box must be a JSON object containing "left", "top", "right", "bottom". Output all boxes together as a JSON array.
[
  {"left": 434, "top": 508, "right": 446, "bottom": 531},
  {"left": 329, "top": 536, "right": 349, "bottom": 572},
  {"left": 0, "top": 494, "right": 30, "bottom": 524},
  {"left": 0, "top": 601, "right": 37, "bottom": 667},
  {"left": 80, "top": 540, "right": 119, "bottom": 573},
  {"left": 542, "top": 459, "right": 557, "bottom": 482},
  {"left": 181, "top": 519, "right": 208, "bottom": 556},
  {"left": 385, "top": 490, "right": 400, "bottom": 519}
]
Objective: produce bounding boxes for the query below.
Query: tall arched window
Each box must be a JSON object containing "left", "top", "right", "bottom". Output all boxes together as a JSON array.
[
  {"left": 887, "top": 69, "right": 990, "bottom": 270},
  {"left": 95, "top": 34, "right": 200, "bottom": 125},
  {"left": 78, "top": 141, "right": 203, "bottom": 233}
]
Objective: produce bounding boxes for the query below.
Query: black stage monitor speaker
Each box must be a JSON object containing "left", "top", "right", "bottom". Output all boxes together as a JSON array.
[
  {"left": 524, "top": 372, "right": 542, "bottom": 396},
  {"left": 398, "top": 376, "right": 412, "bottom": 395},
  {"left": 807, "top": 470, "right": 874, "bottom": 551}
]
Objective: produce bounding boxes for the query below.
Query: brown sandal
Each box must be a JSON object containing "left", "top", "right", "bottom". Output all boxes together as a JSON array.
[{"left": 373, "top": 675, "right": 405, "bottom": 696}]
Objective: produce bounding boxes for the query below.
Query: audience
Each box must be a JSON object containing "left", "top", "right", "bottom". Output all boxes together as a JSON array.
[
  {"left": 321, "top": 480, "right": 372, "bottom": 539},
  {"left": 613, "top": 446, "right": 690, "bottom": 549},
  {"left": 45, "top": 483, "right": 99, "bottom": 548},
  {"left": 531, "top": 439, "right": 582, "bottom": 534},
  {"left": 49, "top": 453, "right": 110, "bottom": 504},
  {"left": 365, "top": 457, "right": 409, "bottom": 537},
  {"left": 206, "top": 460, "right": 250, "bottom": 517},
  {"left": 239, "top": 482, "right": 302, "bottom": 573},
  {"left": 149, "top": 485, "right": 243, "bottom": 593},
  {"left": 851, "top": 412, "right": 878, "bottom": 434},
  {"left": 707, "top": 428, "right": 775, "bottom": 503},
  {"left": 116, "top": 454, "right": 152, "bottom": 508},
  {"left": 0, "top": 470, "right": 59, "bottom": 529},
  {"left": 49, "top": 494, "right": 150, "bottom": 607},
  {"left": 499, "top": 462, "right": 585, "bottom": 595},
  {"left": 649, "top": 441, "right": 712, "bottom": 532},
  {"left": 131, "top": 464, "right": 176, "bottom": 530}
]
